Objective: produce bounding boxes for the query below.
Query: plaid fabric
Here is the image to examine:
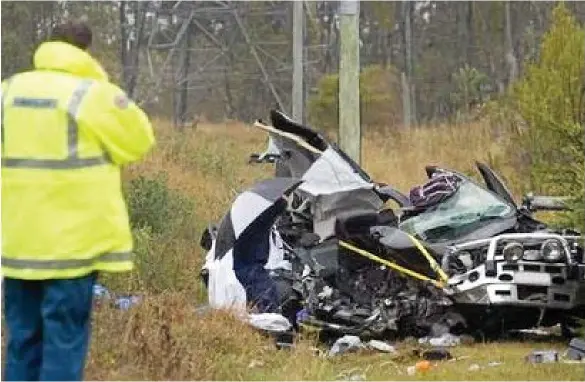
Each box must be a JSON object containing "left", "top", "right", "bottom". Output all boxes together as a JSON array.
[{"left": 408, "top": 172, "right": 461, "bottom": 209}]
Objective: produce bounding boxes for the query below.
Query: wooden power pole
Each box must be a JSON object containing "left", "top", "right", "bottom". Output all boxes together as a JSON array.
[
  {"left": 339, "top": 0, "right": 361, "bottom": 164},
  {"left": 402, "top": 0, "right": 414, "bottom": 129},
  {"left": 292, "top": 0, "right": 304, "bottom": 123}
]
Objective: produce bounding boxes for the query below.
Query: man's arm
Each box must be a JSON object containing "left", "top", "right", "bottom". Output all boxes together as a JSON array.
[{"left": 79, "top": 81, "right": 155, "bottom": 165}]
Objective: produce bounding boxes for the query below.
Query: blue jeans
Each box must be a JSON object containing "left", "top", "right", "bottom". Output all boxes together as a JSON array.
[{"left": 2, "top": 272, "right": 97, "bottom": 381}]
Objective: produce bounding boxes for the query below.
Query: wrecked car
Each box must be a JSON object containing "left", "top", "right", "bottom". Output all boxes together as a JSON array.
[
  {"left": 399, "top": 164, "right": 585, "bottom": 337},
  {"left": 200, "top": 109, "right": 585, "bottom": 340}
]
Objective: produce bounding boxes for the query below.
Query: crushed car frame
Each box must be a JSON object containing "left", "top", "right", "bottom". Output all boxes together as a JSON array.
[{"left": 201, "top": 109, "right": 585, "bottom": 340}]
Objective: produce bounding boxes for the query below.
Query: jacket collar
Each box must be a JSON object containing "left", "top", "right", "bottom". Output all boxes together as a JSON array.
[{"left": 33, "top": 41, "right": 109, "bottom": 81}]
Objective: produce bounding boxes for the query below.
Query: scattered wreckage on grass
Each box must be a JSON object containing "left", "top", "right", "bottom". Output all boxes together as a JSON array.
[{"left": 200, "top": 109, "right": 585, "bottom": 341}]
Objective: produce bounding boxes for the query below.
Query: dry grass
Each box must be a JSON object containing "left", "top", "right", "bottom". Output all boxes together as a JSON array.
[{"left": 82, "top": 119, "right": 584, "bottom": 380}]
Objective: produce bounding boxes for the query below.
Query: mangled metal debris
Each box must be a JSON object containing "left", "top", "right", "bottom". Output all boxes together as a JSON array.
[
  {"left": 525, "top": 350, "right": 560, "bottom": 363},
  {"left": 567, "top": 337, "right": 585, "bottom": 361},
  {"left": 418, "top": 333, "right": 462, "bottom": 347},
  {"left": 200, "top": 109, "right": 585, "bottom": 343},
  {"left": 327, "top": 335, "right": 397, "bottom": 356},
  {"left": 328, "top": 335, "right": 364, "bottom": 356}
]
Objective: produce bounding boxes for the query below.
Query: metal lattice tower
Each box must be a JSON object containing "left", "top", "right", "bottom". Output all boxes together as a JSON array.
[{"left": 142, "top": 0, "right": 332, "bottom": 126}]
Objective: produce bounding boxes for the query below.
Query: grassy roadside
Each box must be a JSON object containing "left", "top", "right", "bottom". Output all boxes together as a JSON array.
[
  {"left": 85, "top": 298, "right": 584, "bottom": 380},
  {"left": 80, "top": 119, "right": 582, "bottom": 380}
]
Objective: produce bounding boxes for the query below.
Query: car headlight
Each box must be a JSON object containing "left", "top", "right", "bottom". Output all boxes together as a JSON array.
[
  {"left": 503, "top": 242, "right": 523, "bottom": 262},
  {"left": 541, "top": 239, "right": 564, "bottom": 262},
  {"left": 522, "top": 249, "right": 543, "bottom": 261}
]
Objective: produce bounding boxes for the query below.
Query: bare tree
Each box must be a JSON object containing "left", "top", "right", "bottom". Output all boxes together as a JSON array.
[{"left": 120, "top": 1, "right": 148, "bottom": 98}]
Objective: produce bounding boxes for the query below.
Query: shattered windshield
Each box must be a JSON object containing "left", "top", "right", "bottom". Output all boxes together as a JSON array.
[{"left": 399, "top": 179, "right": 514, "bottom": 242}]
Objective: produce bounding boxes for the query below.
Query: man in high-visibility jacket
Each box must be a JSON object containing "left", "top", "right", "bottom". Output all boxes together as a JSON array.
[{"left": 1, "top": 21, "right": 155, "bottom": 381}]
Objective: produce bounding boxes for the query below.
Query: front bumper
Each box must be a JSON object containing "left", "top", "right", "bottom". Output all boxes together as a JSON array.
[
  {"left": 446, "top": 233, "right": 585, "bottom": 310},
  {"left": 449, "top": 263, "right": 585, "bottom": 309}
]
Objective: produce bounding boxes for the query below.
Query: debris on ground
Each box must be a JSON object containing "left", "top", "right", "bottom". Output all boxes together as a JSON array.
[
  {"left": 328, "top": 336, "right": 398, "bottom": 356},
  {"left": 421, "top": 348, "right": 452, "bottom": 361},
  {"left": 567, "top": 338, "right": 585, "bottom": 361},
  {"left": 92, "top": 283, "right": 141, "bottom": 310},
  {"left": 114, "top": 296, "right": 142, "bottom": 310},
  {"left": 93, "top": 284, "right": 111, "bottom": 299},
  {"left": 415, "top": 360, "right": 433, "bottom": 373},
  {"left": 418, "top": 333, "right": 461, "bottom": 347},
  {"left": 406, "top": 361, "right": 434, "bottom": 376},
  {"left": 511, "top": 328, "right": 552, "bottom": 336},
  {"left": 247, "top": 312, "right": 292, "bottom": 333},
  {"left": 329, "top": 336, "right": 366, "bottom": 356},
  {"left": 525, "top": 350, "right": 559, "bottom": 363},
  {"left": 367, "top": 340, "right": 397, "bottom": 353}
]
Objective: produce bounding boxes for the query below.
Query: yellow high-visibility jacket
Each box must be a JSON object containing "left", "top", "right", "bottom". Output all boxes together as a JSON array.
[{"left": 1, "top": 41, "right": 155, "bottom": 280}]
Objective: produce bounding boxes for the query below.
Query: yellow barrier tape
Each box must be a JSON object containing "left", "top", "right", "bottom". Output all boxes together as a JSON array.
[
  {"left": 252, "top": 118, "right": 451, "bottom": 286},
  {"left": 405, "top": 233, "right": 450, "bottom": 282},
  {"left": 338, "top": 240, "right": 445, "bottom": 289}
]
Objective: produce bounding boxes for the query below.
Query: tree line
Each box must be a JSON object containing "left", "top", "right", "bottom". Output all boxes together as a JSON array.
[{"left": 2, "top": 1, "right": 585, "bottom": 126}]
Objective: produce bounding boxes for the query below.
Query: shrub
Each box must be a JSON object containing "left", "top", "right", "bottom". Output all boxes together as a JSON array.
[
  {"left": 511, "top": 3, "right": 585, "bottom": 230},
  {"left": 307, "top": 64, "right": 403, "bottom": 131},
  {"left": 101, "top": 174, "right": 199, "bottom": 294},
  {"left": 99, "top": 216, "right": 203, "bottom": 295},
  {"left": 124, "top": 172, "right": 195, "bottom": 236},
  {"left": 450, "top": 64, "right": 493, "bottom": 121}
]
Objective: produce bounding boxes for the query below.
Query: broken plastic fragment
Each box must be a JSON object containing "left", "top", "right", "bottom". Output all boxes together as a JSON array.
[
  {"left": 247, "top": 313, "right": 292, "bottom": 333},
  {"left": 419, "top": 333, "right": 461, "bottom": 347},
  {"left": 328, "top": 335, "right": 364, "bottom": 356},
  {"left": 525, "top": 350, "right": 559, "bottom": 363},
  {"left": 367, "top": 340, "right": 396, "bottom": 353}
]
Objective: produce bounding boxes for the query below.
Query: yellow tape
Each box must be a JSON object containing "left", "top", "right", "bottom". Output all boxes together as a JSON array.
[
  {"left": 405, "top": 233, "right": 450, "bottom": 282},
  {"left": 252, "top": 118, "right": 451, "bottom": 287},
  {"left": 338, "top": 240, "right": 445, "bottom": 289}
]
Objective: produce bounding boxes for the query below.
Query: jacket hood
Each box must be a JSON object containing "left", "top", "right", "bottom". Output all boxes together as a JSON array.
[{"left": 33, "top": 41, "right": 109, "bottom": 81}]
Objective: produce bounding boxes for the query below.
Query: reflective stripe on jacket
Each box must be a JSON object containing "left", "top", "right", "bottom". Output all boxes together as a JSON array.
[{"left": 1, "top": 41, "right": 155, "bottom": 280}]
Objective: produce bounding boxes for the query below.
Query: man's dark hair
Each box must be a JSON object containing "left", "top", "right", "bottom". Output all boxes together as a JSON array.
[{"left": 49, "top": 20, "right": 92, "bottom": 50}]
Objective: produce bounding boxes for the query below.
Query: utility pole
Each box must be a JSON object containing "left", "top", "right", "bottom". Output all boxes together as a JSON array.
[
  {"left": 338, "top": 0, "right": 361, "bottom": 164},
  {"left": 292, "top": 0, "right": 304, "bottom": 123},
  {"left": 402, "top": 0, "right": 414, "bottom": 128}
]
